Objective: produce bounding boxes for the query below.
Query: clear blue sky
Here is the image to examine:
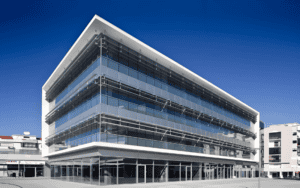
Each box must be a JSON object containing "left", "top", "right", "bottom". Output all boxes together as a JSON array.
[{"left": 0, "top": 0, "right": 299, "bottom": 137}]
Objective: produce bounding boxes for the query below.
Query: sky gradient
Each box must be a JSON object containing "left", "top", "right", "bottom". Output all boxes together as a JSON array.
[{"left": 0, "top": 0, "right": 299, "bottom": 137}]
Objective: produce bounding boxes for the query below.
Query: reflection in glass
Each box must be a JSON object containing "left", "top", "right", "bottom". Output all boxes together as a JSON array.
[
  {"left": 154, "top": 165, "right": 167, "bottom": 182},
  {"left": 118, "top": 165, "right": 135, "bottom": 184},
  {"left": 169, "top": 166, "right": 180, "bottom": 182},
  {"left": 54, "top": 165, "right": 61, "bottom": 179},
  {"left": 91, "top": 157, "right": 99, "bottom": 185}
]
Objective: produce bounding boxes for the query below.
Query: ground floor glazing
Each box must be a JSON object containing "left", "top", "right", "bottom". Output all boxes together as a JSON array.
[
  {"left": 266, "top": 171, "right": 300, "bottom": 178},
  {"left": 0, "top": 164, "right": 44, "bottom": 177},
  {"left": 50, "top": 157, "right": 258, "bottom": 186}
]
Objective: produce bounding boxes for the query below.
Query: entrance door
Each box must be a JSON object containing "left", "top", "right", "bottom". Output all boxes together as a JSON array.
[
  {"left": 186, "top": 166, "right": 191, "bottom": 181},
  {"left": 206, "top": 167, "right": 210, "bottom": 180},
  {"left": 138, "top": 165, "right": 146, "bottom": 183}
]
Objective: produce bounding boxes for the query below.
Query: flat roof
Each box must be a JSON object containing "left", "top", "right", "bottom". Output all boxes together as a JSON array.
[
  {"left": 43, "top": 15, "right": 258, "bottom": 116},
  {"left": 0, "top": 136, "right": 13, "bottom": 139}
]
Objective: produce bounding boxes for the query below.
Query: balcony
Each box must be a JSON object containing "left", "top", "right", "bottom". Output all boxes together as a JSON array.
[
  {"left": 54, "top": 132, "right": 251, "bottom": 159},
  {"left": 0, "top": 149, "right": 42, "bottom": 155},
  {"left": 269, "top": 137, "right": 281, "bottom": 141},
  {"left": 46, "top": 113, "right": 253, "bottom": 153},
  {"left": 274, "top": 143, "right": 281, "bottom": 147}
]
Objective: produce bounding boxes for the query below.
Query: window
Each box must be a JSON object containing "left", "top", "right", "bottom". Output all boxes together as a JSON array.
[
  {"left": 269, "top": 148, "right": 281, "bottom": 155},
  {"left": 274, "top": 141, "right": 280, "bottom": 147},
  {"left": 269, "top": 155, "right": 281, "bottom": 162},
  {"left": 293, "top": 132, "right": 297, "bottom": 136},
  {"left": 293, "top": 149, "right": 297, "bottom": 152},
  {"left": 293, "top": 140, "right": 297, "bottom": 144},
  {"left": 21, "top": 143, "right": 37, "bottom": 148},
  {"left": 269, "top": 132, "right": 281, "bottom": 139}
]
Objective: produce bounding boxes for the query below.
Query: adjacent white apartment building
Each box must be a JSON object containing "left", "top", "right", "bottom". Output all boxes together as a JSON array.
[
  {"left": 0, "top": 132, "right": 47, "bottom": 177},
  {"left": 261, "top": 123, "right": 300, "bottom": 178}
]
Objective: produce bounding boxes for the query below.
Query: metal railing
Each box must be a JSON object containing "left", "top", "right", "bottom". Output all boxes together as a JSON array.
[
  {"left": 269, "top": 137, "right": 281, "bottom": 140},
  {"left": 101, "top": 55, "right": 253, "bottom": 128},
  {"left": 0, "top": 150, "right": 42, "bottom": 155},
  {"left": 55, "top": 133, "right": 247, "bottom": 159}
]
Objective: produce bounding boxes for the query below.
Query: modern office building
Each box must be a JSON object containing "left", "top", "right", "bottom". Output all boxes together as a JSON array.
[
  {"left": 42, "top": 15, "right": 261, "bottom": 185},
  {"left": 0, "top": 132, "right": 46, "bottom": 177},
  {"left": 261, "top": 123, "right": 300, "bottom": 178}
]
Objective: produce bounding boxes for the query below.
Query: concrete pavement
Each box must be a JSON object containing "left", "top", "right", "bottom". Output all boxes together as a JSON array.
[{"left": 1, "top": 178, "right": 300, "bottom": 188}]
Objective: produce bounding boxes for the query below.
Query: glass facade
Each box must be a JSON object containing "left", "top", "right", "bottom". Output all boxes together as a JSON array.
[
  {"left": 45, "top": 33, "right": 259, "bottom": 186},
  {"left": 47, "top": 54, "right": 255, "bottom": 157},
  {"left": 51, "top": 55, "right": 253, "bottom": 148},
  {"left": 56, "top": 58, "right": 100, "bottom": 104},
  {"left": 53, "top": 56, "right": 251, "bottom": 131},
  {"left": 101, "top": 56, "right": 251, "bottom": 126}
]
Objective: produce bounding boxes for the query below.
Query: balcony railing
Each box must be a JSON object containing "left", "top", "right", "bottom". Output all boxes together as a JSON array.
[
  {"left": 269, "top": 137, "right": 281, "bottom": 140},
  {"left": 0, "top": 150, "right": 42, "bottom": 155},
  {"left": 220, "top": 150, "right": 228, "bottom": 156},
  {"left": 54, "top": 133, "right": 248, "bottom": 159},
  {"left": 46, "top": 112, "right": 252, "bottom": 150}
]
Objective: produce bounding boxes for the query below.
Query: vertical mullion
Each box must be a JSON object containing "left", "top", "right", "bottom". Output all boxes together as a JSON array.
[
  {"left": 152, "top": 160, "right": 154, "bottom": 183},
  {"left": 166, "top": 162, "right": 168, "bottom": 182},
  {"left": 199, "top": 163, "right": 202, "bottom": 181},
  {"left": 209, "top": 164, "right": 211, "bottom": 180},
  {"left": 136, "top": 160, "right": 138, "bottom": 183},
  {"left": 217, "top": 164, "right": 219, "bottom": 179},
  {"left": 117, "top": 160, "right": 119, "bottom": 185},
  {"left": 99, "top": 156, "right": 101, "bottom": 186},
  {"left": 190, "top": 163, "right": 192, "bottom": 181},
  {"left": 144, "top": 165, "right": 146, "bottom": 184},
  {"left": 179, "top": 162, "right": 181, "bottom": 181},
  {"left": 73, "top": 159, "right": 74, "bottom": 182},
  {"left": 99, "top": 36, "right": 102, "bottom": 143},
  {"left": 81, "top": 159, "right": 83, "bottom": 183},
  {"left": 90, "top": 158, "right": 92, "bottom": 184}
]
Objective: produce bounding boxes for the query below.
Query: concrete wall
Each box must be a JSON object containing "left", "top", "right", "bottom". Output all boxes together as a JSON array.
[
  {"left": 42, "top": 89, "right": 50, "bottom": 157},
  {"left": 49, "top": 122, "right": 55, "bottom": 136},
  {"left": 253, "top": 113, "right": 260, "bottom": 163},
  {"left": 0, "top": 154, "right": 45, "bottom": 161},
  {"left": 44, "top": 162, "right": 51, "bottom": 178}
]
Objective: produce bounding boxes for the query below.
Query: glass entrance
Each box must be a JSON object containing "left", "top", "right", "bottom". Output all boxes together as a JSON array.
[
  {"left": 138, "top": 165, "right": 146, "bottom": 183},
  {"left": 205, "top": 167, "right": 210, "bottom": 180},
  {"left": 181, "top": 166, "right": 191, "bottom": 181},
  {"left": 73, "top": 166, "right": 82, "bottom": 182}
]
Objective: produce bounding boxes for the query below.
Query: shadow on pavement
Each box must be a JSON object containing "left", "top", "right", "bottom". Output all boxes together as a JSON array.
[{"left": 0, "top": 182, "right": 23, "bottom": 188}]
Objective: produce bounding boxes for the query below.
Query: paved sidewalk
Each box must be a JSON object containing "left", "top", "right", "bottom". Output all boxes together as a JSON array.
[{"left": 1, "top": 178, "right": 300, "bottom": 188}]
